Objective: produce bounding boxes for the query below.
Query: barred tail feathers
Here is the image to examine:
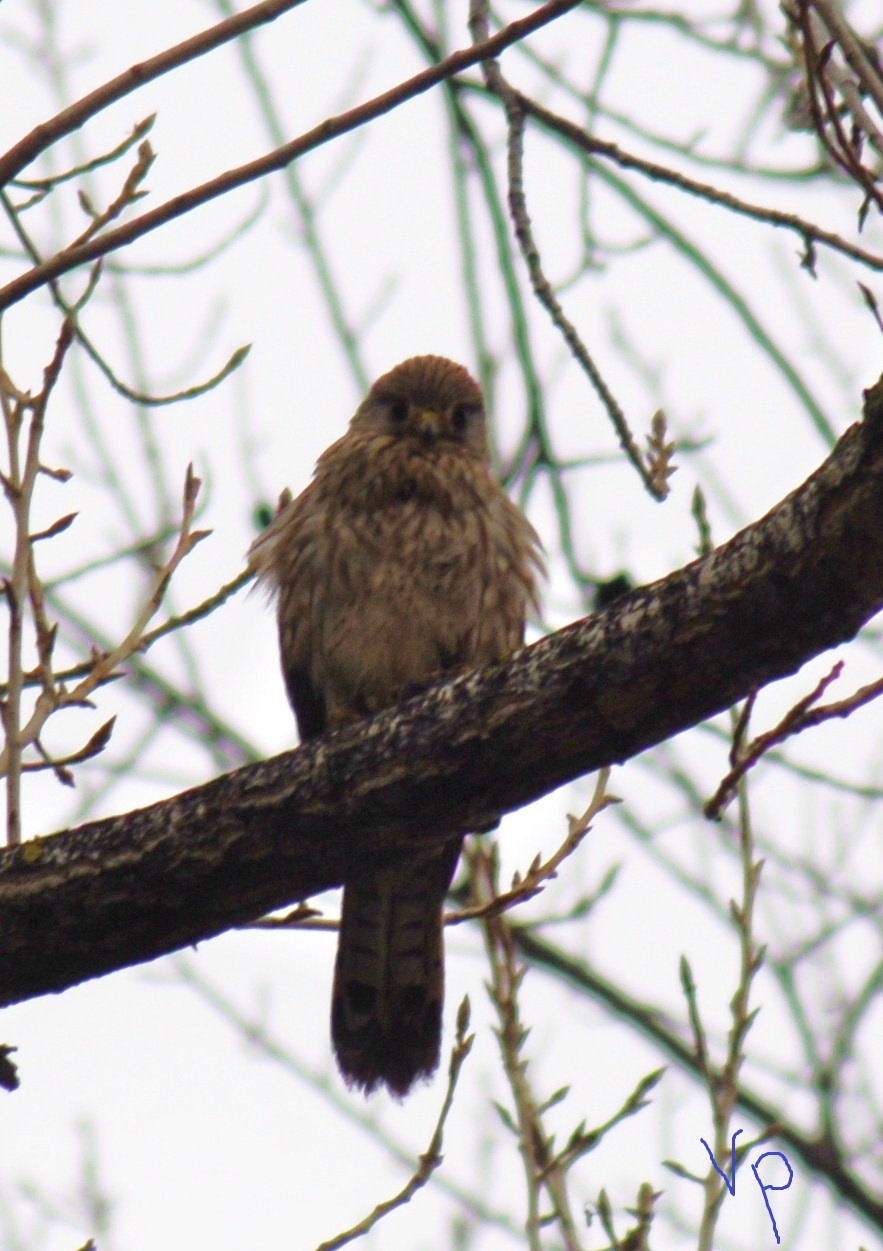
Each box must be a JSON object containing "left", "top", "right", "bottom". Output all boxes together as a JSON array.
[{"left": 330, "top": 841, "right": 460, "bottom": 1097}]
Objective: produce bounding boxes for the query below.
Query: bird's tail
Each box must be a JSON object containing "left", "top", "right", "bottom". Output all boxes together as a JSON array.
[{"left": 331, "top": 840, "right": 461, "bottom": 1097}]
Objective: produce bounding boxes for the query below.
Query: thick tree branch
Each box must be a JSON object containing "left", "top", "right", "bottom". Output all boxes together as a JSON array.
[{"left": 2, "top": 377, "right": 883, "bottom": 1007}]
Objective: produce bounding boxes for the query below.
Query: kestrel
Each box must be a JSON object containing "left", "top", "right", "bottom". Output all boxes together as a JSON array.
[{"left": 249, "top": 355, "right": 543, "bottom": 1096}]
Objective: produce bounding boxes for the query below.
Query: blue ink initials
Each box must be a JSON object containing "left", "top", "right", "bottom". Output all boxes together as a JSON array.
[
  {"left": 751, "top": 1151, "right": 793, "bottom": 1244},
  {"left": 700, "top": 1130, "right": 792, "bottom": 1244},
  {"left": 700, "top": 1128, "right": 742, "bottom": 1195}
]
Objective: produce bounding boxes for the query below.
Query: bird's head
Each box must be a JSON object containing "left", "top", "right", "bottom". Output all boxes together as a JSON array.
[{"left": 352, "top": 356, "right": 490, "bottom": 461}]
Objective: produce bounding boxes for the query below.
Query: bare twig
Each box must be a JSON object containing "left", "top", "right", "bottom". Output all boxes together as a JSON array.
[
  {"left": 69, "top": 140, "right": 156, "bottom": 250},
  {"left": 0, "top": 463, "right": 211, "bottom": 790},
  {"left": 468, "top": 0, "right": 670, "bottom": 500},
  {"left": 0, "top": 189, "right": 252, "bottom": 407},
  {"left": 9, "top": 116, "right": 157, "bottom": 198},
  {"left": 704, "top": 660, "right": 883, "bottom": 818},
  {"left": 696, "top": 775, "right": 765, "bottom": 1250},
  {"left": 0, "top": 567, "right": 251, "bottom": 698},
  {"left": 477, "top": 85, "right": 883, "bottom": 273},
  {"left": 468, "top": 838, "right": 585, "bottom": 1251},
  {"left": 785, "top": 2, "right": 883, "bottom": 218},
  {"left": 811, "top": 0, "right": 883, "bottom": 107},
  {"left": 800, "top": 1, "right": 883, "bottom": 149},
  {"left": 1, "top": 319, "right": 74, "bottom": 843},
  {"left": 28, "top": 718, "right": 116, "bottom": 787},
  {"left": 449, "top": 768, "right": 617, "bottom": 925}
]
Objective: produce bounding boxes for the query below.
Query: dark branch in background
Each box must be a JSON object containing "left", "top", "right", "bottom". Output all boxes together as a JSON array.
[
  {"left": 0, "top": 377, "right": 882, "bottom": 1007},
  {"left": 0, "top": 0, "right": 582, "bottom": 312},
  {"left": 806, "top": 0, "right": 883, "bottom": 122}
]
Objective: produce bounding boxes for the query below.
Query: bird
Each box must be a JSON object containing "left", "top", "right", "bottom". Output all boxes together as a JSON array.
[{"left": 248, "top": 355, "right": 543, "bottom": 1097}]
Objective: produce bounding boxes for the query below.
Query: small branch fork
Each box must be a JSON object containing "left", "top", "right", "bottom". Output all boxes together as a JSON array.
[
  {"left": 0, "top": 0, "right": 311, "bottom": 189},
  {"left": 2, "top": 121, "right": 250, "bottom": 409},
  {"left": 704, "top": 660, "right": 883, "bottom": 819},
  {"left": 450, "top": 767, "right": 618, "bottom": 926}
]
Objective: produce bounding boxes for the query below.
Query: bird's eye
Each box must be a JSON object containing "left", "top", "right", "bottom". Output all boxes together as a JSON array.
[
  {"left": 384, "top": 396, "right": 408, "bottom": 426},
  {"left": 451, "top": 403, "right": 479, "bottom": 434}
]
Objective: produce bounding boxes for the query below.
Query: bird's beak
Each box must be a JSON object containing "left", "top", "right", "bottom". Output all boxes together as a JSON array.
[{"left": 414, "top": 408, "right": 442, "bottom": 445}]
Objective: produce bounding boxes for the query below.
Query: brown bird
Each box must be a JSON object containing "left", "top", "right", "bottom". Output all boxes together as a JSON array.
[{"left": 248, "top": 355, "right": 543, "bottom": 1096}]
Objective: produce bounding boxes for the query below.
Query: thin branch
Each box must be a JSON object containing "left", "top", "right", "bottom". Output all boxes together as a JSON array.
[
  {"left": 0, "top": 0, "right": 583, "bottom": 312},
  {"left": 0, "top": 0, "right": 311, "bottom": 187},
  {"left": 468, "top": 0, "right": 669, "bottom": 499},
  {"left": 786, "top": 2, "right": 883, "bottom": 216},
  {"left": 0, "top": 189, "right": 252, "bottom": 407},
  {"left": 2, "top": 319, "right": 74, "bottom": 843},
  {"left": 705, "top": 661, "right": 883, "bottom": 817},
  {"left": 26, "top": 718, "right": 116, "bottom": 786},
  {"left": 448, "top": 768, "right": 617, "bottom": 925},
  {"left": 10, "top": 115, "right": 156, "bottom": 199},
  {"left": 0, "top": 464, "right": 210, "bottom": 782},
  {"left": 512, "top": 90, "right": 883, "bottom": 273},
  {"left": 801, "top": 0, "right": 883, "bottom": 140},
  {"left": 0, "top": 568, "right": 252, "bottom": 697}
]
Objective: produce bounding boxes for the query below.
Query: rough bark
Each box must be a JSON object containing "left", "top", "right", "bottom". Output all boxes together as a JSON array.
[{"left": 1, "top": 376, "right": 882, "bottom": 1008}]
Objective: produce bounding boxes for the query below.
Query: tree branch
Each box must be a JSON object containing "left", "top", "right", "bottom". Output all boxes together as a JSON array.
[
  {"left": 1, "top": 376, "right": 883, "bottom": 1007},
  {"left": 0, "top": 0, "right": 582, "bottom": 313},
  {"left": 0, "top": 0, "right": 310, "bottom": 189}
]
